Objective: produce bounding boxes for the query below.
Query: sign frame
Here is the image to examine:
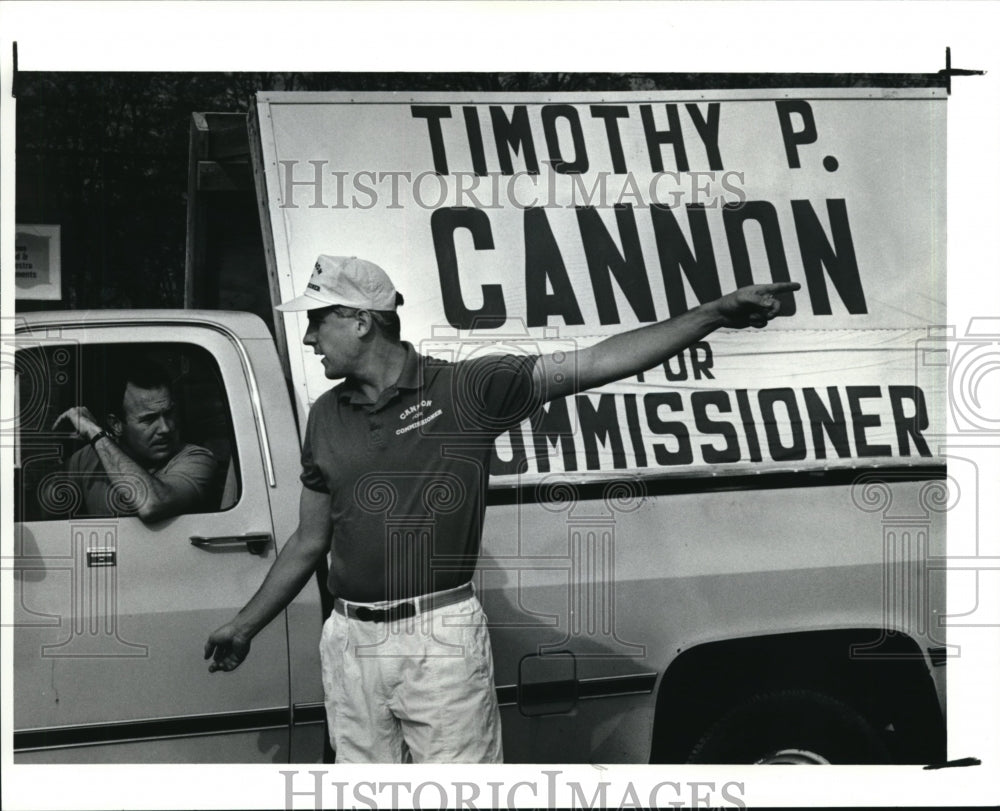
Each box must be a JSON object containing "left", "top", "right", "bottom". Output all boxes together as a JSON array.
[{"left": 14, "top": 224, "right": 62, "bottom": 301}]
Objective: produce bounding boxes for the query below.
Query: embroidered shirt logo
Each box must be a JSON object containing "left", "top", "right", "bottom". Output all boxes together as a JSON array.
[
  {"left": 396, "top": 400, "right": 442, "bottom": 435},
  {"left": 400, "top": 400, "right": 433, "bottom": 421}
]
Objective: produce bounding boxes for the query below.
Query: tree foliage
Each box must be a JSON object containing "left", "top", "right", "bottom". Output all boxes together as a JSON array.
[{"left": 14, "top": 71, "right": 671, "bottom": 310}]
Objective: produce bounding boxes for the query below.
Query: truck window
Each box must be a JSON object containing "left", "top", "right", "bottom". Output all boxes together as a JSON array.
[{"left": 15, "top": 342, "right": 241, "bottom": 522}]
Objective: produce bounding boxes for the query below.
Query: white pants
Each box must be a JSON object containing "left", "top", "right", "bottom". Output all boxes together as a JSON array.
[{"left": 319, "top": 591, "right": 504, "bottom": 763}]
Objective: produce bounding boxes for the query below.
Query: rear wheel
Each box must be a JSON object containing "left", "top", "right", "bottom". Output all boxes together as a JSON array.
[{"left": 687, "top": 689, "right": 891, "bottom": 764}]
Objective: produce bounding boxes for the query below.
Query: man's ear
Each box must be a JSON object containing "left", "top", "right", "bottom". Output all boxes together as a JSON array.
[
  {"left": 355, "top": 310, "right": 374, "bottom": 338},
  {"left": 107, "top": 413, "right": 124, "bottom": 437}
]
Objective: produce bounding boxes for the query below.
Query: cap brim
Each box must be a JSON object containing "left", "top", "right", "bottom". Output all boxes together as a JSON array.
[{"left": 274, "top": 294, "right": 336, "bottom": 312}]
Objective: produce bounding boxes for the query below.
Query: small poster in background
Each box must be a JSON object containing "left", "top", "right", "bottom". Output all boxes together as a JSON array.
[{"left": 15, "top": 224, "right": 62, "bottom": 300}]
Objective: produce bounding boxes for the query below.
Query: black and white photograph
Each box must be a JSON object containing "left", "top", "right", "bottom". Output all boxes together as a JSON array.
[{"left": 2, "top": 2, "right": 999, "bottom": 809}]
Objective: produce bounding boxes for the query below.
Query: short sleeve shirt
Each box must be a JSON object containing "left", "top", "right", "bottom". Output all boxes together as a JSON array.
[
  {"left": 301, "top": 343, "right": 540, "bottom": 602},
  {"left": 66, "top": 442, "right": 218, "bottom": 517}
]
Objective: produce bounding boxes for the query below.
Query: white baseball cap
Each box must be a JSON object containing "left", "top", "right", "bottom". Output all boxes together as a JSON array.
[{"left": 274, "top": 255, "right": 401, "bottom": 312}]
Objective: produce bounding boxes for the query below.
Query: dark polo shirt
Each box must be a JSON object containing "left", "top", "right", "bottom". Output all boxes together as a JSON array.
[
  {"left": 65, "top": 442, "right": 218, "bottom": 517},
  {"left": 301, "top": 342, "right": 540, "bottom": 602}
]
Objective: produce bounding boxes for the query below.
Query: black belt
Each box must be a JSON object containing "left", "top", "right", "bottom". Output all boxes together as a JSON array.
[{"left": 333, "top": 583, "right": 473, "bottom": 623}]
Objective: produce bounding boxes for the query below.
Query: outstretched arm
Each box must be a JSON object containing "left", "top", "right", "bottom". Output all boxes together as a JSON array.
[
  {"left": 533, "top": 283, "right": 800, "bottom": 402},
  {"left": 204, "top": 486, "right": 332, "bottom": 672}
]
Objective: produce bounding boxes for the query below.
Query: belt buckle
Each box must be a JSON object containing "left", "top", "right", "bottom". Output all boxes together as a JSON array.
[{"left": 355, "top": 606, "right": 378, "bottom": 622}]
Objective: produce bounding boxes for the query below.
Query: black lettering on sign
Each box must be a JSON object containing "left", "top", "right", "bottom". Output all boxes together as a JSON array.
[
  {"left": 490, "top": 106, "right": 539, "bottom": 175},
  {"left": 775, "top": 100, "right": 817, "bottom": 169},
  {"left": 690, "top": 342, "right": 714, "bottom": 380},
  {"left": 847, "top": 386, "right": 891, "bottom": 457},
  {"left": 431, "top": 208, "right": 505, "bottom": 330},
  {"left": 758, "top": 388, "right": 807, "bottom": 461},
  {"left": 411, "top": 106, "right": 452, "bottom": 175},
  {"left": 889, "top": 386, "right": 932, "bottom": 457},
  {"left": 685, "top": 103, "right": 724, "bottom": 170},
  {"left": 734, "top": 389, "right": 763, "bottom": 462},
  {"left": 530, "top": 398, "right": 577, "bottom": 473},
  {"left": 622, "top": 394, "right": 649, "bottom": 467},
  {"left": 524, "top": 207, "right": 585, "bottom": 327},
  {"left": 640, "top": 104, "right": 689, "bottom": 172},
  {"left": 663, "top": 352, "right": 687, "bottom": 382},
  {"left": 792, "top": 199, "right": 867, "bottom": 315},
  {"left": 462, "top": 106, "right": 488, "bottom": 176},
  {"left": 577, "top": 205, "right": 657, "bottom": 325},
  {"left": 723, "top": 202, "right": 797, "bottom": 317},
  {"left": 589, "top": 105, "right": 630, "bottom": 174},
  {"left": 692, "top": 390, "right": 741, "bottom": 463},
  {"left": 577, "top": 394, "right": 628, "bottom": 470},
  {"left": 644, "top": 392, "right": 693, "bottom": 466},
  {"left": 659, "top": 345, "right": 714, "bottom": 382},
  {"left": 541, "top": 105, "right": 589, "bottom": 174},
  {"left": 492, "top": 424, "right": 528, "bottom": 476},
  {"left": 650, "top": 204, "right": 722, "bottom": 317},
  {"left": 803, "top": 386, "right": 851, "bottom": 459}
]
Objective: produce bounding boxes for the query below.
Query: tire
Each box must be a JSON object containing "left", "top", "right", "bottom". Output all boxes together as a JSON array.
[{"left": 687, "top": 688, "right": 891, "bottom": 764}]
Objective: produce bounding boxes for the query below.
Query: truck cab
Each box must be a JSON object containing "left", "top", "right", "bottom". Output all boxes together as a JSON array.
[{"left": 13, "top": 309, "right": 325, "bottom": 762}]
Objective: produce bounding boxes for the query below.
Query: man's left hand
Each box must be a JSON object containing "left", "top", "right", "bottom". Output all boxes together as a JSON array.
[
  {"left": 714, "top": 282, "right": 802, "bottom": 329},
  {"left": 52, "top": 406, "right": 103, "bottom": 441}
]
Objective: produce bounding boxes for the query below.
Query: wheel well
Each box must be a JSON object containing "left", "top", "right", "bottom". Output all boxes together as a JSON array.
[{"left": 648, "top": 629, "right": 945, "bottom": 764}]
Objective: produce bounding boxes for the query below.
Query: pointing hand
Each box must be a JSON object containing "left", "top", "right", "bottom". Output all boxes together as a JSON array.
[{"left": 715, "top": 282, "right": 801, "bottom": 329}]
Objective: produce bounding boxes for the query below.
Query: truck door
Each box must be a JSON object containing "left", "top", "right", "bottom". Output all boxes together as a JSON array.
[{"left": 13, "top": 321, "right": 294, "bottom": 762}]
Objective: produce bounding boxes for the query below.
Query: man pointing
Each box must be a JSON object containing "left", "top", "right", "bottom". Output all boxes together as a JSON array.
[{"left": 205, "top": 253, "right": 799, "bottom": 763}]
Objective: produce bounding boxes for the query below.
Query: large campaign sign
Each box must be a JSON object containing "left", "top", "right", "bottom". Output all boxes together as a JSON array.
[{"left": 255, "top": 89, "right": 946, "bottom": 484}]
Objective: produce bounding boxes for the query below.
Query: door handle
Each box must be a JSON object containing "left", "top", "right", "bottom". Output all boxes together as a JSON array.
[{"left": 190, "top": 533, "right": 272, "bottom": 556}]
